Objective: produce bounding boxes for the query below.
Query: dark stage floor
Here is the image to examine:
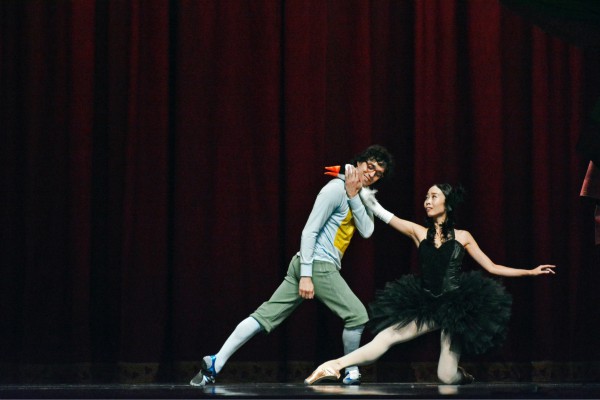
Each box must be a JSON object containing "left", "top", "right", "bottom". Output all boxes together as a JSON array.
[{"left": 1, "top": 382, "right": 599, "bottom": 399}]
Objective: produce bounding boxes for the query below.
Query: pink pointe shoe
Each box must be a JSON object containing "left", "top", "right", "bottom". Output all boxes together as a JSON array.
[{"left": 304, "top": 365, "right": 341, "bottom": 385}]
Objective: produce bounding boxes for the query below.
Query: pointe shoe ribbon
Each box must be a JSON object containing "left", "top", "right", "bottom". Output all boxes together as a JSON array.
[{"left": 304, "top": 365, "right": 341, "bottom": 385}]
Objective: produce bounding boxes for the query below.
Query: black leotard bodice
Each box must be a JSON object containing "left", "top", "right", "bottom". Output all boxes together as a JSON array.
[{"left": 418, "top": 228, "right": 465, "bottom": 297}]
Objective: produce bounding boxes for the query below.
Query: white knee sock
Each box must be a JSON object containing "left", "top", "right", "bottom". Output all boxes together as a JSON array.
[
  {"left": 342, "top": 325, "right": 365, "bottom": 374},
  {"left": 214, "top": 317, "right": 263, "bottom": 373}
]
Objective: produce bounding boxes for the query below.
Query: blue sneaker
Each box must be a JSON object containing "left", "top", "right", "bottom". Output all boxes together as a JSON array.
[
  {"left": 342, "top": 370, "right": 361, "bottom": 385},
  {"left": 190, "top": 355, "right": 217, "bottom": 387}
]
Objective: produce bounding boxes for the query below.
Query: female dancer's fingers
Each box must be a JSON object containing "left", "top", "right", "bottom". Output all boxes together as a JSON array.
[{"left": 540, "top": 265, "right": 556, "bottom": 274}]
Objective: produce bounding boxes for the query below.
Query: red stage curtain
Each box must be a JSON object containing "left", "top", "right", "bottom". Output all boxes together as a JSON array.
[{"left": 1, "top": 0, "right": 598, "bottom": 380}]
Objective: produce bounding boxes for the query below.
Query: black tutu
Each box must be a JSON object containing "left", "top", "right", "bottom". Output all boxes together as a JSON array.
[{"left": 367, "top": 271, "right": 512, "bottom": 355}]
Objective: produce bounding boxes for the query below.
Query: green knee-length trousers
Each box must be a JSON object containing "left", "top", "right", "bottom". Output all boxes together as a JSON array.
[{"left": 251, "top": 254, "right": 368, "bottom": 333}]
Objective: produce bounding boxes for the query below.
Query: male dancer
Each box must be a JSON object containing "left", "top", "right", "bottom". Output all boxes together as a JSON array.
[{"left": 190, "top": 145, "right": 394, "bottom": 386}]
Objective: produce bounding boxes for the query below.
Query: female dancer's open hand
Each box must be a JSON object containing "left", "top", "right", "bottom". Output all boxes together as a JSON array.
[{"left": 530, "top": 264, "right": 556, "bottom": 275}]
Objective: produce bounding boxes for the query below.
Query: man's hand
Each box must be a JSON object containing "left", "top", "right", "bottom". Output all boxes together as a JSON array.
[
  {"left": 345, "top": 164, "right": 362, "bottom": 198},
  {"left": 299, "top": 277, "right": 314, "bottom": 299}
]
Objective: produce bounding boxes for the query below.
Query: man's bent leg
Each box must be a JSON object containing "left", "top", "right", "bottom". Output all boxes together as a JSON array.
[
  {"left": 342, "top": 325, "right": 365, "bottom": 384},
  {"left": 312, "top": 261, "right": 369, "bottom": 383}
]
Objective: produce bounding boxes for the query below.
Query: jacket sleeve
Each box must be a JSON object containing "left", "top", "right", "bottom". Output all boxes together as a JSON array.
[
  {"left": 348, "top": 193, "right": 375, "bottom": 238},
  {"left": 298, "top": 181, "right": 343, "bottom": 277}
]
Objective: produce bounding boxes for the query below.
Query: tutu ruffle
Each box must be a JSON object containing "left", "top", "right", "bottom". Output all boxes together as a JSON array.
[{"left": 367, "top": 271, "right": 512, "bottom": 355}]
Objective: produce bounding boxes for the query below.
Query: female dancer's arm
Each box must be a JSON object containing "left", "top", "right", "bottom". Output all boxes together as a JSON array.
[
  {"left": 461, "top": 231, "right": 556, "bottom": 277},
  {"left": 387, "top": 216, "right": 427, "bottom": 247},
  {"left": 359, "top": 188, "right": 425, "bottom": 246}
]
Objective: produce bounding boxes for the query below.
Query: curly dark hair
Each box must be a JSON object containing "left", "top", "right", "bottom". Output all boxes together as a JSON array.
[
  {"left": 348, "top": 144, "right": 395, "bottom": 184},
  {"left": 425, "top": 183, "right": 466, "bottom": 241}
]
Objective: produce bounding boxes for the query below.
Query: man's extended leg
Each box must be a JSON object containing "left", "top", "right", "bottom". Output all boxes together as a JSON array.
[
  {"left": 250, "top": 255, "right": 304, "bottom": 333},
  {"left": 215, "top": 317, "right": 262, "bottom": 370},
  {"left": 190, "top": 317, "right": 262, "bottom": 386},
  {"left": 191, "top": 255, "right": 304, "bottom": 386}
]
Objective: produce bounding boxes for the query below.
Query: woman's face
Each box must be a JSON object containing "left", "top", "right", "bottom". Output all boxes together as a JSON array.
[{"left": 424, "top": 185, "right": 447, "bottom": 219}]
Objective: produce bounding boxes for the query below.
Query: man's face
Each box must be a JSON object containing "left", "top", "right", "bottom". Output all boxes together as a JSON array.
[{"left": 356, "top": 159, "right": 386, "bottom": 186}]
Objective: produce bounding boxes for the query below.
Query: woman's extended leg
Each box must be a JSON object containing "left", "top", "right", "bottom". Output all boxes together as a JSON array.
[{"left": 305, "top": 321, "right": 436, "bottom": 384}]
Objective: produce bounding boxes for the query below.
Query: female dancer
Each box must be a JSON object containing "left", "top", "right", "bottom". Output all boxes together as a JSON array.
[{"left": 305, "top": 183, "right": 555, "bottom": 385}]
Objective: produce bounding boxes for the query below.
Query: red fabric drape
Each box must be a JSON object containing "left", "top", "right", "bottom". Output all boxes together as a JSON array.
[{"left": 1, "top": 0, "right": 598, "bottom": 379}]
